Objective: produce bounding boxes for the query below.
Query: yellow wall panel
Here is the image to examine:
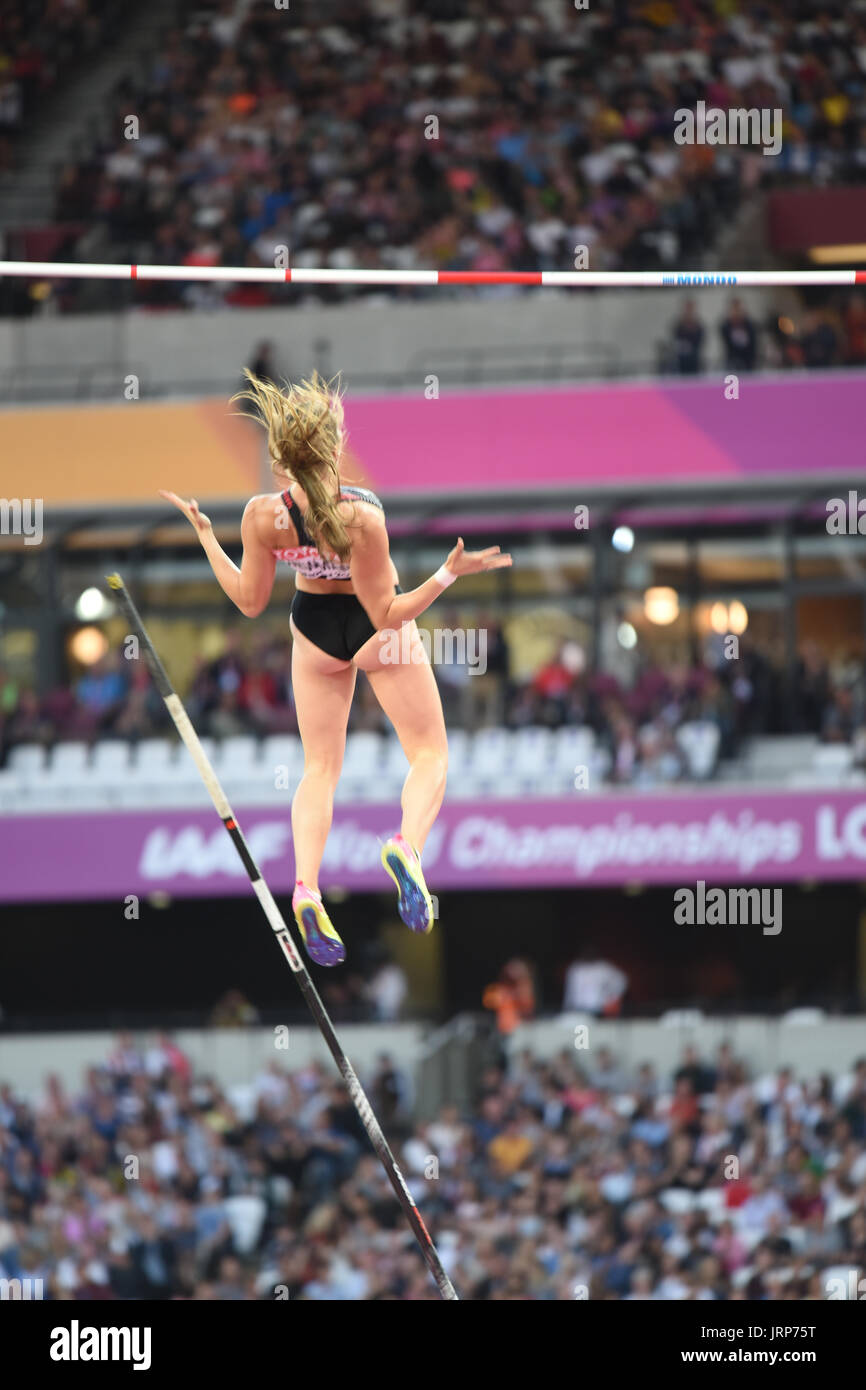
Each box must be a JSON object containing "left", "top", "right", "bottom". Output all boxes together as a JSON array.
[{"left": 0, "top": 398, "right": 262, "bottom": 506}]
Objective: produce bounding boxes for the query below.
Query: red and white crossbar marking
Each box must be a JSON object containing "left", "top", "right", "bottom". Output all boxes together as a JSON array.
[{"left": 0, "top": 261, "right": 863, "bottom": 287}]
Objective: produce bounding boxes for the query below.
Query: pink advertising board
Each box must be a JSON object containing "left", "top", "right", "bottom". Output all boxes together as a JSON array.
[{"left": 3, "top": 789, "right": 866, "bottom": 902}]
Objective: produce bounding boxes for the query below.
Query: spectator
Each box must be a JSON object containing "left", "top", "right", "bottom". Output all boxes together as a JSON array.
[
  {"left": 483, "top": 959, "right": 536, "bottom": 1035},
  {"left": 562, "top": 945, "right": 628, "bottom": 1016},
  {"left": 1, "top": 687, "right": 52, "bottom": 752},
  {"left": 209, "top": 989, "right": 260, "bottom": 1028},
  {"left": 720, "top": 298, "right": 758, "bottom": 372},
  {"left": 365, "top": 958, "right": 408, "bottom": 1023},
  {"left": 3, "top": 1039, "right": 866, "bottom": 1300},
  {"left": 671, "top": 300, "right": 705, "bottom": 375},
  {"left": 675, "top": 1045, "right": 716, "bottom": 1097},
  {"left": 530, "top": 643, "right": 579, "bottom": 727},
  {"left": 799, "top": 309, "right": 838, "bottom": 369},
  {"left": 370, "top": 1053, "right": 407, "bottom": 1132},
  {"left": 843, "top": 294, "right": 866, "bottom": 365},
  {"left": 75, "top": 654, "right": 129, "bottom": 730},
  {"left": 488, "top": 1115, "right": 534, "bottom": 1178},
  {"left": 144, "top": 1032, "right": 192, "bottom": 1083},
  {"left": 248, "top": 341, "right": 280, "bottom": 387}
]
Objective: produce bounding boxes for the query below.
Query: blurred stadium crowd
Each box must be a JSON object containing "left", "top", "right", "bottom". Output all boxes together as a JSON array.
[
  {"left": 2, "top": 1037, "right": 864, "bottom": 1300},
  {"left": 2, "top": 628, "right": 864, "bottom": 788},
  {"left": 4, "top": 0, "right": 864, "bottom": 312},
  {"left": 0, "top": 0, "right": 118, "bottom": 172}
]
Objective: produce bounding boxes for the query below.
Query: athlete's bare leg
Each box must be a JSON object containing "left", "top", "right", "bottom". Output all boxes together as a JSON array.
[
  {"left": 289, "top": 617, "right": 357, "bottom": 891},
  {"left": 354, "top": 621, "right": 448, "bottom": 853}
]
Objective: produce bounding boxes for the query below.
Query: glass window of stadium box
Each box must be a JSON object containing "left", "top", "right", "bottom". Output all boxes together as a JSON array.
[
  {"left": 794, "top": 527, "right": 866, "bottom": 583},
  {"left": 599, "top": 534, "right": 758, "bottom": 667},
  {"left": 596, "top": 528, "right": 793, "bottom": 743},
  {"left": 793, "top": 530, "right": 866, "bottom": 657}
]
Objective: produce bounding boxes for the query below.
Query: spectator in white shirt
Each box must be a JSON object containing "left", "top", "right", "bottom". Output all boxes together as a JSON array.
[{"left": 562, "top": 945, "right": 628, "bottom": 1016}]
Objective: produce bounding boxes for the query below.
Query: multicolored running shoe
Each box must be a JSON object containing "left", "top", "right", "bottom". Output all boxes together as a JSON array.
[
  {"left": 292, "top": 882, "right": 346, "bottom": 966},
  {"left": 380, "top": 833, "right": 435, "bottom": 934}
]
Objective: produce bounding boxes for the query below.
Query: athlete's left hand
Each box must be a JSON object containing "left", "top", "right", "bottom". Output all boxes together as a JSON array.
[
  {"left": 444, "top": 537, "right": 512, "bottom": 576},
  {"left": 159, "top": 490, "right": 213, "bottom": 535}
]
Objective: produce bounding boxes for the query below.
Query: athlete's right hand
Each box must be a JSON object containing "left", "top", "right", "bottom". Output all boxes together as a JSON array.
[
  {"left": 444, "top": 537, "right": 512, "bottom": 577},
  {"left": 159, "top": 490, "right": 213, "bottom": 536}
]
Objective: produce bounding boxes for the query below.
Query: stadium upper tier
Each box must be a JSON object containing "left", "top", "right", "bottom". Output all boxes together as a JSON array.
[{"left": 5, "top": 1, "right": 866, "bottom": 314}]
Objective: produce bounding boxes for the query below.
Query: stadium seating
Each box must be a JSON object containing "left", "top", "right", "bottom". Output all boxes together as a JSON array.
[{"left": 3, "top": 724, "right": 864, "bottom": 815}]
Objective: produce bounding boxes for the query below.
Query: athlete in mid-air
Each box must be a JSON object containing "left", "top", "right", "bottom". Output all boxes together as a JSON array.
[{"left": 161, "top": 371, "right": 511, "bottom": 966}]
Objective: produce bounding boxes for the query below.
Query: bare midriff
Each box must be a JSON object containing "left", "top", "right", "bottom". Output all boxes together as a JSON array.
[
  {"left": 264, "top": 486, "right": 399, "bottom": 595},
  {"left": 295, "top": 574, "right": 357, "bottom": 595}
]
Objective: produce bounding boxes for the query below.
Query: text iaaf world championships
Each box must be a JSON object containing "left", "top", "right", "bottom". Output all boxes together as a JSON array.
[{"left": 137, "top": 803, "right": 866, "bottom": 881}]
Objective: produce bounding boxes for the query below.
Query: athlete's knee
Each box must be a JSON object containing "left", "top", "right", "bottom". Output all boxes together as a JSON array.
[
  {"left": 301, "top": 751, "right": 345, "bottom": 783},
  {"left": 411, "top": 745, "right": 448, "bottom": 782}
]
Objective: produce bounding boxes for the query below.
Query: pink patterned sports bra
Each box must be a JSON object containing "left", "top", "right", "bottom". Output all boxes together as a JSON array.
[{"left": 272, "top": 484, "right": 384, "bottom": 580}]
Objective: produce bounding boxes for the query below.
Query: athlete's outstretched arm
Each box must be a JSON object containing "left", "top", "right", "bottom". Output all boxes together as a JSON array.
[
  {"left": 159, "top": 491, "right": 277, "bottom": 618},
  {"left": 350, "top": 511, "right": 511, "bottom": 631}
]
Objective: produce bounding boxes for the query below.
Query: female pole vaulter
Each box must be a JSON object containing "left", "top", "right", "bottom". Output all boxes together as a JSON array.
[{"left": 161, "top": 371, "right": 511, "bottom": 967}]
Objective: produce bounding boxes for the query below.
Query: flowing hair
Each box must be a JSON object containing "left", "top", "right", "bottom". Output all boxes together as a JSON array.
[{"left": 232, "top": 368, "right": 353, "bottom": 561}]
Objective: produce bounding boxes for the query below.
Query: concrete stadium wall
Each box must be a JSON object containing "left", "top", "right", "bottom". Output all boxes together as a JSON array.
[
  {"left": 0, "top": 287, "right": 786, "bottom": 399},
  {"left": 0, "top": 1024, "right": 425, "bottom": 1099},
  {"left": 2, "top": 1014, "right": 862, "bottom": 1100},
  {"left": 512, "top": 1014, "right": 866, "bottom": 1078}
]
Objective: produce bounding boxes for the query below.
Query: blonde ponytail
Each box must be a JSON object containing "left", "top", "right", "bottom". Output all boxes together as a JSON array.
[{"left": 232, "top": 368, "right": 353, "bottom": 561}]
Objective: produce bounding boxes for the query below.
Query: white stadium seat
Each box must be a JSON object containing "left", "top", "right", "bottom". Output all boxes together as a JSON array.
[
  {"left": 6, "top": 718, "right": 853, "bottom": 810},
  {"left": 261, "top": 735, "right": 304, "bottom": 782},
  {"left": 676, "top": 720, "right": 720, "bottom": 780},
  {"left": 91, "top": 740, "right": 133, "bottom": 774},
  {"left": 135, "top": 738, "right": 176, "bottom": 769},
  {"left": 0, "top": 767, "right": 21, "bottom": 808},
  {"left": 465, "top": 726, "right": 515, "bottom": 793},
  {"left": 20, "top": 741, "right": 98, "bottom": 811},
  {"left": 511, "top": 725, "right": 555, "bottom": 791},
  {"left": 8, "top": 743, "right": 46, "bottom": 773},
  {"left": 340, "top": 732, "right": 385, "bottom": 800},
  {"left": 215, "top": 735, "right": 260, "bottom": 770},
  {"left": 51, "top": 741, "right": 90, "bottom": 774},
  {"left": 550, "top": 725, "right": 597, "bottom": 791},
  {"left": 812, "top": 744, "right": 853, "bottom": 774}
]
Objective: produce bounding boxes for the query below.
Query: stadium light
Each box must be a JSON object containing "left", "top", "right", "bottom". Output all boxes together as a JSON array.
[
  {"left": 728, "top": 600, "right": 749, "bottom": 634},
  {"left": 74, "top": 586, "right": 113, "bottom": 622},
  {"left": 69, "top": 626, "right": 108, "bottom": 665},
  {"left": 644, "top": 587, "right": 679, "bottom": 625},
  {"left": 710, "top": 602, "right": 729, "bottom": 635},
  {"left": 709, "top": 600, "right": 749, "bottom": 635}
]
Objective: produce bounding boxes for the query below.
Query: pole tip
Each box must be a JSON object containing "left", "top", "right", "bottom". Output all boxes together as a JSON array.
[{"left": 105, "top": 572, "right": 124, "bottom": 590}]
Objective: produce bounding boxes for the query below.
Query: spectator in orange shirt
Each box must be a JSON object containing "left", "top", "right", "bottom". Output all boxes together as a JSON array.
[
  {"left": 488, "top": 1116, "right": 534, "bottom": 1177},
  {"left": 483, "top": 959, "right": 535, "bottom": 1035}
]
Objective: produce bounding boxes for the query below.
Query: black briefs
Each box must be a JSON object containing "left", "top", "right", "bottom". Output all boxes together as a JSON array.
[{"left": 290, "top": 586, "right": 402, "bottom": 662}]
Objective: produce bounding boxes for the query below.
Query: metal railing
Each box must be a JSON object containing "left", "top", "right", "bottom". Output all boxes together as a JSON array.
[
  {"left": 0, "top": 340, "right": 638, "bottom": 404},
  {"left": 414, "top": 1012, "right": 502, "bottom": 1121}
]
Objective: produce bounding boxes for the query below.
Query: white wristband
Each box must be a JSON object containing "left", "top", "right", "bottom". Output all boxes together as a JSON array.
[{"left": 433, "top": 564, "right": 457, "bottom": 589}]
